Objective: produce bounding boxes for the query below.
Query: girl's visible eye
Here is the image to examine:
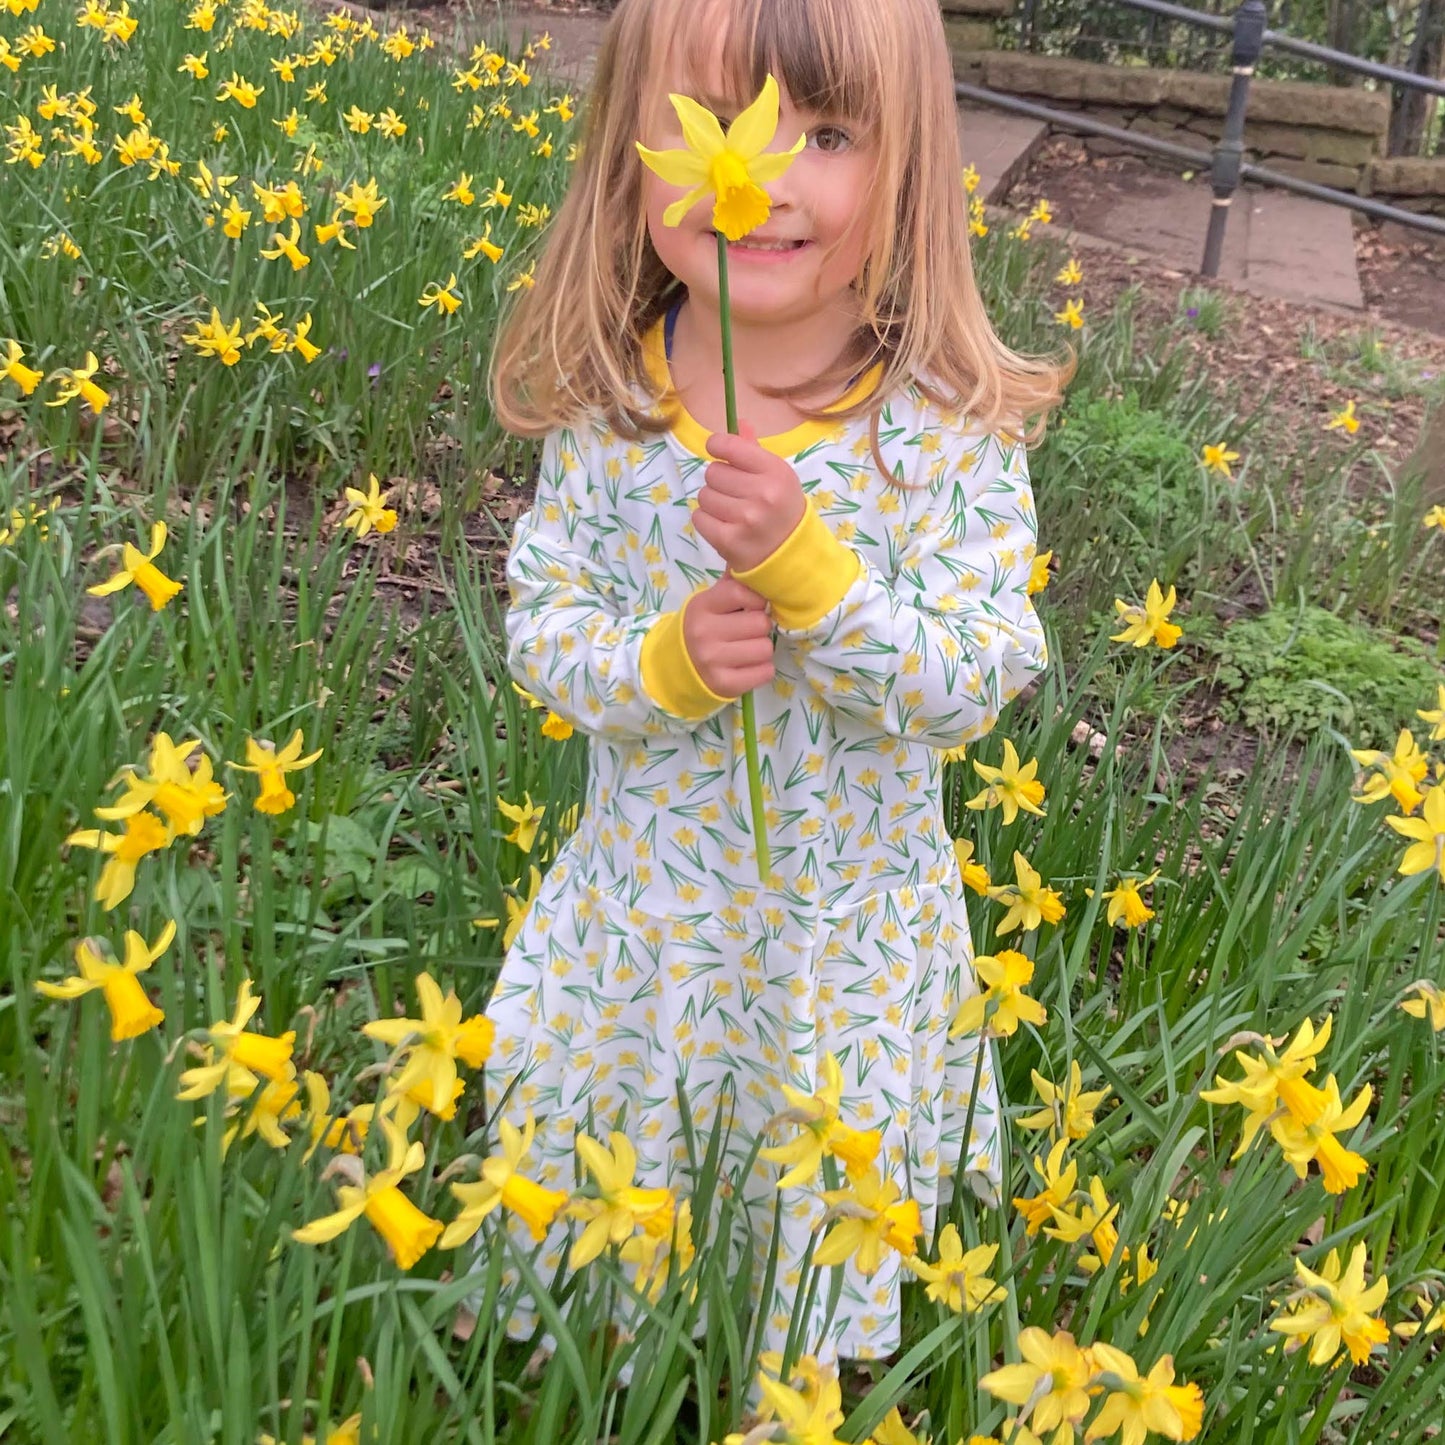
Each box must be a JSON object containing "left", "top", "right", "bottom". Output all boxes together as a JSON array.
[{"left": 810, "top": 124, "right": 853, "bottom": 154}]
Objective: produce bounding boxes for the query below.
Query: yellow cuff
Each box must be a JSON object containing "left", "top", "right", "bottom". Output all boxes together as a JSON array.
[
  {"left": 640, "top": 595, "right": 732, "bottom": 720},
  {"left": 733, "top": 501, "right": 864, "bottom": 631}
]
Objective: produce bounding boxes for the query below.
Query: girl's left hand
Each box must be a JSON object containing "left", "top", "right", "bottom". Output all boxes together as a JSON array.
[{"left": 695, "top": 422, "right": 808, "bottom": 574}]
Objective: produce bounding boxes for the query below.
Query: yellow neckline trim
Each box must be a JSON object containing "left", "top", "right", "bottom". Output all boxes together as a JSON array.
[{"left": 641, "top": 317, "right": 883, "bottom": 461}]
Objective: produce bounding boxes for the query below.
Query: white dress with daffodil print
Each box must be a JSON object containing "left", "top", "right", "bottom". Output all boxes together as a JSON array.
[{"left": 482, "top": 316, "right": 1049, "bottom": 1364}]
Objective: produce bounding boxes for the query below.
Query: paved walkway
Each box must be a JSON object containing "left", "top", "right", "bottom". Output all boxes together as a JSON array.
[{"left": 499, "top": 4, "right": 1364, "bottom": 312}]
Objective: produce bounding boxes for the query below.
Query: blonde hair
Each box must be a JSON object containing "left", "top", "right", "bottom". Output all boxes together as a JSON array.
[{"left": 489, "top": 0, "right": 1070, "bottom": 464}]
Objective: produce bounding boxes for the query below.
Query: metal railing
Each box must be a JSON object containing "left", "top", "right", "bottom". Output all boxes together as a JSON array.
[{"left": 957, "top": 0, "right": 1445, "bottom": 274}]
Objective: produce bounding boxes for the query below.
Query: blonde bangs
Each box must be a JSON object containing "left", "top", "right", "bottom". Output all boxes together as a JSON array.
[{"left": 489, "top": 0, "right": 1070, "bottom": 464}]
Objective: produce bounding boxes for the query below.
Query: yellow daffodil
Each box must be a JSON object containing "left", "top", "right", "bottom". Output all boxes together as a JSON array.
[
  {"left": 362, "top": 971, "right": 493, "bottom": 1118},
  {"left": 94, "top": 732, "right": 226, "bottom": 835},
  {"left": 951, "top": 948, "right": 1047, "bottom": 1041},
  {"left": 618, "top": 1195, "right": 696, "bottom": 1303},
  {"left": 113, "top": 92, "right": 145, "bottom": 125},
  {"left": 566, "top": 1130, "right": 675, "bottom": 1269},
  {"left": 980, "top": 1328, "right": 1093, "bottom": 1440},
  {"left": 1425, "top": 504, "right": 1445, "bottom": 531},
  {"left": 314, "top": 214, "right": 355, "bottom": 249},
  {"left": 45, "top": 351, "right": 110, "bottom": 414},
  {"left": 758, "top": 1052, "right": 881, "bottom": 1188},
  {"left": 1270, "top": 1243, "right": 1389, "bottom": 1366},
  {"left": 636, "top": 73, "right": 805, "bottom": 241},
  {"left": 733, "top": 1368, "right": 848, "bottom": 1445},
  {"left": 1018, "top": 1059, "right": 1109, "bottom": 1141},
  {"left": 463, "top": 224, "right": 504, "bottom": 263},
  {"left": 252, "top": 180, "right": 306, "bottom": 222},
  {"left": 1419, "top": 685, "right": 1445, "bottom": 743},
  {"left": 1056, "top": 258, "right": 1084, "bottom": 285},
  {"left": 302, "top": 1073, "right": 385, "bottom": 1160},
  {"left": 182, "top": 306, "right": 245, "bottom": 365},
  {"left": 497, "top": 792, "right": 545, "bottom": 852},
  {"left": 342, "top": 474, "right": 397, "bottom": 537},
  {"left": 1201, "top": 442, "right": 1240, "bottom": 478},
  {"left": 962, "top": 162, "right": 981, "bottom": 193},
  {"left": 217, "top": 72, "right": 263, "bottom": 107},
  {"left": 291, "top": 313, "right": 321, "bottom": 363},
  {"left": 1401, "top": 980, "right": 1445, "bottom": 1031},
  {"left": 260, "top": 219, "right": 310, "bottom": 270},
  {"left": 228, "top": 729, "right": 323, "bottom": 815},
  {"left": 1086, "top": 1343, "right": 1205, "bottom": 1444},
  {"left": 440, "top": 1110, "right": 568, "bottom": 1246},
  {"left": 64, "top": 811, "right": 172, "bottom": 910},
  {"left": 443, "top": 172, "right": 475, "bottom": 205},
  {"left": 506, "top": 262, "right": 537, "bottom": 292},
  {"left": 1385, "top": 783, "right": 1445, "bottom": 883},
  {"left": 812, "top": 1164, "right": 922, "bottom": 1275},
  {"left": 1044, "top": 1172, "right": 1120, "bottom": 1271},
  {"left": 376, "top": 107, "right": 406, "bottom": 139},
  {"left": 1350, "top": 728, "right": 1429, "bottom": 813},
  {"left": 180, "top": 51, "right": 208, "bottom": 78},
  {"left": 305, "top": 79, "right": 328, "bottom": 104},
  {"left": 293, "top": 1116, "right": 443, "bottom": 1270},
  {"left": 35, "top": 920, "right": 174, "bottom": 1041},
  {"left": 86, "top": 520, "right": 183, "bottom": 610},
  {"left": 1111, "top": 578, "right": 1182, "bottom": 649},
  {"left": 342, "top": 105, "right": 374, "bottom": 134},
  {"left": 3, "top": 339, "right": 43, "bottom": 395},
  {"left": 1054, "top": 297, "right": 1084, "bottom": 330},
  {"left": 1201, "top": 1014, "right": 1334, "bottom": 1157},
  {"left": 221, "top": 197, "right": 251, "bottom": 238},
  {"left": 1028, "top": 550, "right": 1053, "bottom": 594},
  {"left": 1326, "top": 399, "right": 1360, "bottom": 434},
  {"left": 950, "top": 836, "right": 990, "bottom": 896},
  {"left": 511, "top": 682, "right": 574, "bottom": 740},
  {"left": 985, "top": 849, "right": 1067, "bottom": 935},
  {"left": 1095, "top": 869, "right": 1160, "bottom": 928},
  {"left": 1011, "top": 1137, "right": 1076, "bottom": 1235},
  {"left": 259, "top": 1413, "right": 362, "bottom": 1445},
  {"left": 1268, "top": 1073, "right": 1371, "bottom": 1194},
  {"left": 418, "top": 273, "right": 462, "bottom": 315},
  {"left": 472, "top": 864, "right": 545, "bottom": 948},
  {"left": 903, "top": 1224, "right": 1003, "bottom": 1313},
  {"left": 176, "top": 978, "right": 296, "bottom": 1099},
  {"left": 335, "top": 178, "right": 386, "bottom": 226},
  {"left": 480, "top": 175, "right": 512, "bottom": 210},
  {"left": 965, "top": 738, "right": 1047, "bottom": 825}
]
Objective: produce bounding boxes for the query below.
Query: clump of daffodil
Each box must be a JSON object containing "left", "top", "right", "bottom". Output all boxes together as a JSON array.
[
  {"left": 94, "top": 732, "right": 227, "bottom": 836},
  {"left": 758, "top": 1052, "right": 881, "bottom": 1188},
  {"left": 1111, "top": 579, "right": 1182, "bottom": 649},
  {"left": 86, "top": 520, "right": 184, "bottom": 611},
  {"left": 985, "top": 850, "right": 1067, "bottom": 936},
  {"left": 951, "top": 948, "right": 1046, "bottom": 1040},
  {"left": 635, "top": 73, "right": 804, "bottom": 241},
  {"left": 565, "top": 1130, "right": 676, "bottom": 1269},
  {"left": 228, "top": 729, "right": 323, "bottom": 815},
  {"left": 439, "top": 1110, "right": 568, "bottom": 1247},
  {"left": 965, "top": 738, "right": 1047, "bottom": 825},
  {"left": 342, "top": 474, "right": 398, "bottom": 537},
  {"left": 65, "top": 810, "right": 173, "bottom": 909},
  {"left": 361, "top": 971, "right": 494, "bottom": 1120},
  {"left": 904, "top": 1222, "right": 1003, "bottom": 1313},
  {"left": 1270, "top": 1242, "right": 1389, "bottom": 1366},
  {"left": 34, "top": 920, "right": 174, "bottom": 1041},
  {"left": 1018, "top": 1059, "right": 1110, "bottom": 1142},
  {"left": 293, "top": 1116, "right": 443, "bottom": 1270}
]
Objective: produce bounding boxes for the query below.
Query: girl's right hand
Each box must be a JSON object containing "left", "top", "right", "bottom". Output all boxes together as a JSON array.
[{"left": 683, "top": 575, "right": 775, "bottom": 698}]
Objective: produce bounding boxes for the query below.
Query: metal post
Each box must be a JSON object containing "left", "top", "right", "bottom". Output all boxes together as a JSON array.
[{"left": 1201, "top": 0, "right": 1267, "bottom": 277}]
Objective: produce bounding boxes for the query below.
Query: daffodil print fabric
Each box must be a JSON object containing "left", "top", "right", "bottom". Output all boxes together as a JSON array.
[{"left": 482, "top": 324, "right": 1049, "bottom": 1365}]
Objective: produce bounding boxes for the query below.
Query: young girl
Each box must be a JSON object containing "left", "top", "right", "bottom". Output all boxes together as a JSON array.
[{"left": 482, "top": 0, "right": 1066, "bottom": 1377}]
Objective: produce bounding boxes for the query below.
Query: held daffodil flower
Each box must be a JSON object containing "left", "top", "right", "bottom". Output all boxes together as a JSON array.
[
  {"left": 228, "top": 729, "right": 323, "bottom": 815},
  {"left": 35, "top": 920, "right": 174, "bottom": 1041},
  {"left": 439, "top": 1110, "right": 568, "bottom": 1247},
  {"left": 342, "top": 474, "right": 397, "bottom": 537},
  {"left": 87, "top": 520, "right": 184, "bottom": 610},
  {"left": 292, "top": 1116, "right": 444, "bottom": 1270},
  {"left": 361, "top": 971, "right": 494, "bottom": 1119},
  {"left": 1111, "top": 579, "right": 1182, "bottom": 649},
  {"left": 635, "top": 73, "right": 805, "bottom": 242}
]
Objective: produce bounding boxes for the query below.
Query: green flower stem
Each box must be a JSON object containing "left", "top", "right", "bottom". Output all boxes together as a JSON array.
[{"left": 717, "top": 231, "right": 772, "bottom": 882}]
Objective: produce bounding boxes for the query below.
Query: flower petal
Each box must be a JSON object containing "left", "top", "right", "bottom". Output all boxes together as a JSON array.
[
  {"left": 725, "top": 73, "right": 779, "bottom": 160},
  {"left": 634, "top": 142, "right": 709, "bottom": 188},
  {"left": 668, "top": 92, "right": 726, "bottom": 161}
]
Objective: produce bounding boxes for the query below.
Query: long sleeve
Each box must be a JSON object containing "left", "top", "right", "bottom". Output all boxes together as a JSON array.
[
  {"left": 505, "top": 426, "right": 734, "bottom": 739},
  {"left": 732, "top": 428, "right": 1048, "bottom": 750}
]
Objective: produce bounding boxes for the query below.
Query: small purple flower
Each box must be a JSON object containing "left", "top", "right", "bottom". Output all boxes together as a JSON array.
[
  {"left": 336, "top": 348, "right": 349, "bottom": 362},
  {"left": 368, "top": 362, "right": 382, "bottom": 390},
  {"left": 1187, "top": 307, "right": 1200, "bottom": 319}
]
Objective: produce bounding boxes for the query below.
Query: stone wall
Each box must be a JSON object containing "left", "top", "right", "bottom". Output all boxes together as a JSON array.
[
  {"left": 1364, "top": 157, "right": 1445, "bottom": 215},
  {"left": 939, "top": 0, "right": 1010, "bottom": 75}
]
